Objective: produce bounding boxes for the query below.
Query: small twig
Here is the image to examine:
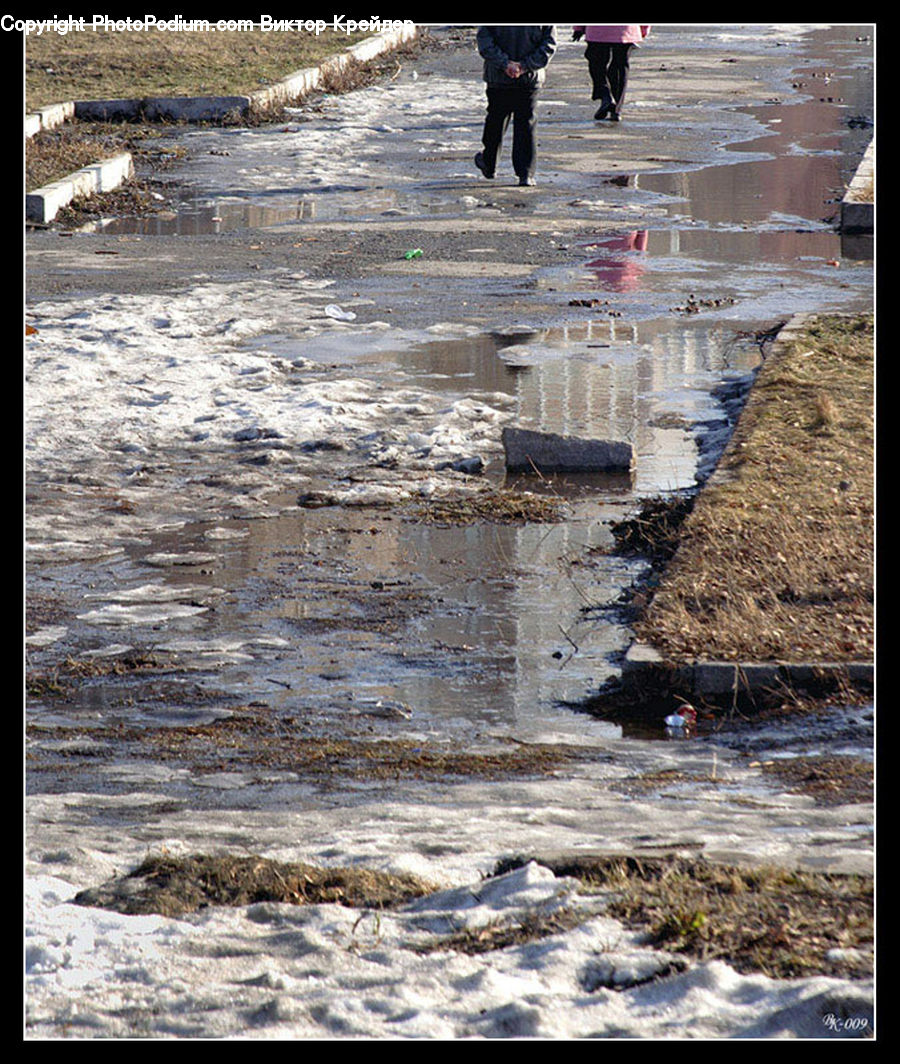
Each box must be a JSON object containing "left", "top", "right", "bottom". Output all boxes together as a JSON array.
[{"left": 558, "top": 623, "right": 579, "bottom": 653}]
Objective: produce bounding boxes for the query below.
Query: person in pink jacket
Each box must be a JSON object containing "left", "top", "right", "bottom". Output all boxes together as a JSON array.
[{"left": 572, "top": 25, "right": 651, "bottom": 121}]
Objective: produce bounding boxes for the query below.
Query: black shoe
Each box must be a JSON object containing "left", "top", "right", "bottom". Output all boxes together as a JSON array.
[
  {"left": 474, "top": 152, "right": 494, "bottom": 179},
  {"left": 518, "top": 175, "right": 536, "bottom": 187},
  {"left": 593, "top": 105, "right": 612, "bottom": 120},
  {"left": 609, "top": 112, "right": 622, "bottom": 122}
]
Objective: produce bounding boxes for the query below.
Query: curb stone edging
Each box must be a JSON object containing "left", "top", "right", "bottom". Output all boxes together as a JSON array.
[
  {"left": 24, "top": 100, "right": 75, "bottom": 137},
  {"left": 248, "top": 23, "right": 417, "bottom": 114},
  {"left": 24, "top": 25, "right": 418, "bottom": 222},
  {"left": 622, "top": 641, "right": 873, "bottom": 702},
  {"left": 26, "top": 152, "right": 134, "bottom": 223},
  {"left": 616, "top": 312, "right": 874, "bottom": 707},
  {"left": 841, "top": 137, "right": 874, "bottom": 233}
]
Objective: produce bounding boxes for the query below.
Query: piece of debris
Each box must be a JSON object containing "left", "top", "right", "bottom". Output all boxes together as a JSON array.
[{"left": 502, "top": 426, "right": 634, "bottom": 474}]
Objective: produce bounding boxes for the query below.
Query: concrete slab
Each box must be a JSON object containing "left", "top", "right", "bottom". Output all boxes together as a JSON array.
[
  {"left": 502, "top": 426, "right": 634, "bottom": 474},
  {"left": 26, "top": 153, "right": 134, "bottom": 224},
  {"left": 74, "top": 98, "right": 144, "bottom": 122},
  {"left": 841, "top": 137, "right": 874, "bottom": 233},
  {"left": 143, "top": 96, "right": 251, "bottom": 122},
  {"left": 619, "top": 647, "right": 872, "bottom": 702}
]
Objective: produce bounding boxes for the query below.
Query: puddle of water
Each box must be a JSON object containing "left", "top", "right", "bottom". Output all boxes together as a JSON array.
[
  {"left": 31, "top": 26, "right": 873, "bottom": 756},
  {"left": 250, "top": 314, "right": 763, "bottom": 496},
  {"left": 167, "top": 501, "right": 640, "bottom": 740},
  {"left": 95, "top": 197, "right": 323, "bottom": 235},
  {"left": 93, "top": 190, "right": 420, "bottom": 235}
]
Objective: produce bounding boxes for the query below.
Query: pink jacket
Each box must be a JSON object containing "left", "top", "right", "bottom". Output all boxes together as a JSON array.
[{"left": 574, "top": 25, "right": 650, "bottom": 44}]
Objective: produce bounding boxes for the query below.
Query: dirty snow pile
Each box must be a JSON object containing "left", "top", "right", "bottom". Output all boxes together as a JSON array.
[
  {"left": 26, "top": 855, "right": 873, "bottom": 1039},
  {"left": 25, "top": 278, "right": 510, "bottom": 474},
  {"left": 25, "top": 277, "right": 514, "bottom": 554},
  {"left": 26, "top": 747, "right": 875, "bottom": 1041}
]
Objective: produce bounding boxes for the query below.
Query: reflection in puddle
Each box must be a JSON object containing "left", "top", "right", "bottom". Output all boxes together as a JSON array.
[
  {"left": 49, "top": 25, "right": 872, "bottom": 747},
  {"left": 93, "top": 196, "right": 324, "bottom": 235},
  {"left": 161, "top": 493, "right": 640, "bottom": 735},
  {"left": 250, "top": 314, "right": 764, "bottom": 495}
]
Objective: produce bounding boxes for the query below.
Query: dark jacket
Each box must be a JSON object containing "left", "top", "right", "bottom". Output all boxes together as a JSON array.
[{"left": 477, "top": 26, "right": 557, "bottom": 87}]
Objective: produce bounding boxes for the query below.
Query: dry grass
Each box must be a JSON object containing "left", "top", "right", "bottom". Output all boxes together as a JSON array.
[
  {"left": 25, "top": 28, "right": 374, "bottom": 110},
  {"left": 415, "top": 908, "right": 592, "bottom": 956},
  {"left": 498, "top": 854, "right": 873, "bottom": 981},
  {"left": 27, "top": 707, "right": 589, "bottom": 783},
  {"left": 410, "top": 487, "right": 567, "bottom": 526},
  {"left": 634, "top": 314, "right": 873, "bottom": 664},
  {"left": 759, "top": 754, "right": 873, "bottom": 806},
  {"left": 73, "top": 853, "right": 436, "bottom": 917},
  {"left": 25, "top": 122, "right": 187, "bottom": 192}
]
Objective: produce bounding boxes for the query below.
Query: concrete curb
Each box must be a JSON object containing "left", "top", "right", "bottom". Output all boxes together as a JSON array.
[
  {"left": 24, "top": 100, "right": 75, "bottom": 137},
  {"left": 25, "top": 25, "right": 418, "bottom": 221},
  {"left": 26, "top": 152, "right": 134, "bottom": 224},
  {"left": 617, "top": 312, "right": 874, "bottom": 706},
  {"left": 622, "top": 641, "right": 873, "bottom": 701},
  {"left": 248, "top": 24, "right": 417, "bottom": 114},
  {"left": 841, "top": 136, "right": 874, "bottom": 233},
  {"left": 502, "top": 426, "right": 634, "bottom": 475}
]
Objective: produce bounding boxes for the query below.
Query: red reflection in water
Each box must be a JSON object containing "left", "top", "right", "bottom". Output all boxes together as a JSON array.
[{"left": 583, "top": 231, "right": 648, "bottom": 291}]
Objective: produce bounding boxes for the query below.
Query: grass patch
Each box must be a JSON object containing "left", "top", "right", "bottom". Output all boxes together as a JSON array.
[
  {"left": 633, "top": 314, "right": 873, "bottom": 665},
  {"left": 415, "top": 908, "right": 591, "bottom": 956},
  {"left": 409, "top": 487, "right": 567, "bottom": 526},
  {"left": 27, "top": 707, "right": 591, "bottom": 783},
  {"left": 73, "top": 852, "right": 436, "bottom": 917},
  {"left": 26, "top": 27, "right": 376, "bottom": 111},
  {"left": 26, "top": 121, "right": 186, "bottom": 192},
  {"left": 758, "top": 754, "right": 873, "bottom": 806},
  {"left": 498, "top": 854, "right": 873, "bottom": 980},
  {"left": 609, "top": 492, "right": 695, "bottom": 564}
]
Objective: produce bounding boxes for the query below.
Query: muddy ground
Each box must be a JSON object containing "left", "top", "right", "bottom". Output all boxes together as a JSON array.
[{"left": 24, "top": 25, "right": 875, "bottom": 1039}]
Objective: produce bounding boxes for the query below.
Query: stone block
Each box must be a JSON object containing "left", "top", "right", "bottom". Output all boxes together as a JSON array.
[
  {"left": 692, "top": 662, "right": 738, "bottom": 695},
  {"left": 143, "top": 95, "right": 251, "bottom": 121},
  {"left": 75, "top": 98, "right": 143, "bottom": 121},
  {"left": 502, "top": 426, "right": 634, "bottom": 474}
]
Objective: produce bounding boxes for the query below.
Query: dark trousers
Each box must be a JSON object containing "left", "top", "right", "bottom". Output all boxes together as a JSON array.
[
  {"left": 481, "top": 84, "right": 539, "bottom": 180},
  {"left": 585, "top": 42, "right": 634, "bottom": 115}
]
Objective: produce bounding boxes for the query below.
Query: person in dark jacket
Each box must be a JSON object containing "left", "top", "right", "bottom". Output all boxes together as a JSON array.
[{"left": 474, "top": 25, "right": 557, "bottom": 187}]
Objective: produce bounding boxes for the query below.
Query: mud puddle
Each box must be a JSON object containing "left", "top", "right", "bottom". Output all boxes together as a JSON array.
[{"left": 27, "top": 25, "right": 873, "bottom": 790}]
